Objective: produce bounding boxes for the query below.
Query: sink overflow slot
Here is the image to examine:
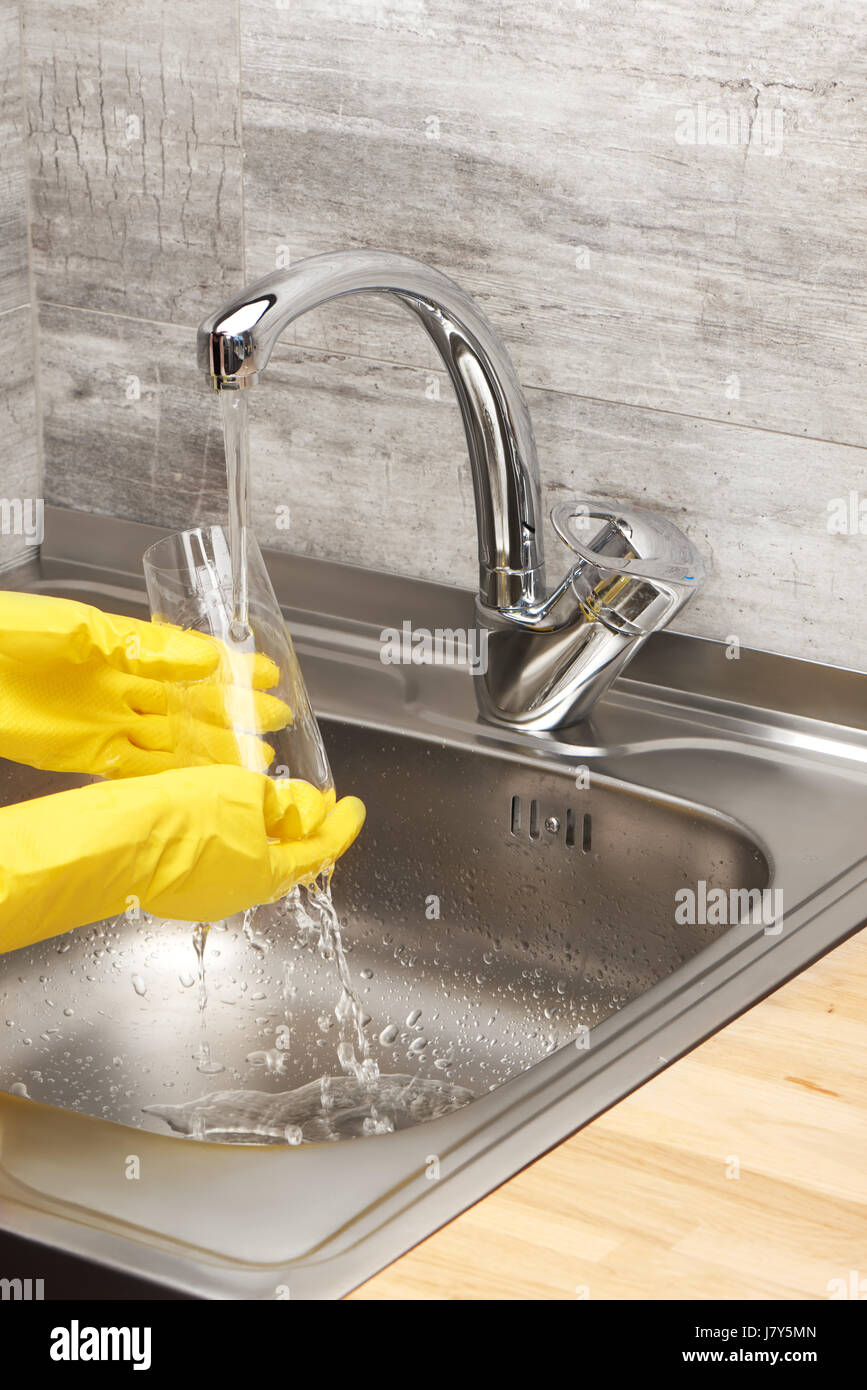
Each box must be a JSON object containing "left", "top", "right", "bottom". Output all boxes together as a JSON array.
[{"left": 510, "top": 796, "right": 591, "bottom": 852}]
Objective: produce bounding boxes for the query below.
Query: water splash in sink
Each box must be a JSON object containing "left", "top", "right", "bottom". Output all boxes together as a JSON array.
[
  {"left": 299, "top": 877, "right": 379, "bottom": 1086},
  {"left": 1, "top": 721, "right": 766, "bottom": 1140},
  {"left": 144, "top": 1071, "right": 472, "bottom": 1145},
  {"left": 184, "top": 875, "right": 381, "bottom": 1094},
  {"left": 153, "top": 873, "right": 388, "bottom": 1142}
]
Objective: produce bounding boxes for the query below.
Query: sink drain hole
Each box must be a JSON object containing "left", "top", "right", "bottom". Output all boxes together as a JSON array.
[
  {"left": 582, "top": 812, "right": 592, "bottom": 853},
  {"left": 529, "top": 798, "right": 541, "bottom": 840},
  {"left": 510, "top": 794, "right": 522, "bottom": 834},
  {"left": 565, "top": 807, "right": 576, "bottom": 847}
]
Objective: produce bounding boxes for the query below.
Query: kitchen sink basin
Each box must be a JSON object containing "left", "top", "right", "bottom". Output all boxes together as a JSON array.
[
  {"left": 0, "top": 722, "right": 767, "bottom": 1132},
  {"left": 0, "top": 507, "right": 865, "bottom": 1299}
]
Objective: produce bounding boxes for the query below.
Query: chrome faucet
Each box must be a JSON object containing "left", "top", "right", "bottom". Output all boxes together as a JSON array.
[{"left": 198, "top": 250, "right": 704, "bottom": 731}]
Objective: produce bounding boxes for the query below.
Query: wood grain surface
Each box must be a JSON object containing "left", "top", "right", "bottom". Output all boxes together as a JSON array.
[{"left": 349, "top": 927, "right": 867, "bottom": 1301}]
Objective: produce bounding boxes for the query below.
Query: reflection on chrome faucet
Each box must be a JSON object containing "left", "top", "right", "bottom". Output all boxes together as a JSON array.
[{"left": 198, "top": 250, "right": 705, "bottom": 730}]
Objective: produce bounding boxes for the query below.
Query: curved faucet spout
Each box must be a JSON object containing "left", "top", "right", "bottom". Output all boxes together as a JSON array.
[
  {"left": 197, "top": 249, "right": 544, "bottom": 612},
  {"left": 198, "top": 250, "right": 705, "bottom": 731}
]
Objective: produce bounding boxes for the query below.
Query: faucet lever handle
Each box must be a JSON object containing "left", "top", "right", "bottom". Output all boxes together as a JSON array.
[{"left": 551, "top": 499, "right": 706, "bottom": 635}]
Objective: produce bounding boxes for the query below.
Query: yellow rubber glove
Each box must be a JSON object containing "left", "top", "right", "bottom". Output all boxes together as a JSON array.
[
  {"left": 0, "top": 766, "right": 365, "bottom": 952},
  {"left": 0, "top": 592, "right": 291, "bottom": 777}
]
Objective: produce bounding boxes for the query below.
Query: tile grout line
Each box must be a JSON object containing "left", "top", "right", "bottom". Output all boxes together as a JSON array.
[
  {"left": 236, "top": 0, "right": 248, "bottom": 284},
  {"left": 16, "top": 0, "right": 45, "bottom": 506},
  {"left": 35, "top": 297, "right": 867, "bottom": 456}
]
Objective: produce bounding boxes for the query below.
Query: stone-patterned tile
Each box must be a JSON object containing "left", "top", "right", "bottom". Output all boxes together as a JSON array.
[
  {"left": 248, "top": 343, "right": 866, "bottom": 669},
  {"left": 241, "top": 0, "right": 867, "bottom": 445},
  {"left": 248, "top": 340, "right": 475, "bottom": 584},
  {"left": 32, "top": 2, "right": 867, "bottom": 675},
  {"left": 23, "top": 0, "right": 243, "bottom": 325},
  {"left": 529, "top": 388, "right": 866, "bottom": 669},
  {"left": 39, "top": 301, "right": 474, "bottom": 575},
  {"left": 0, "top": 306, "right": 41, "bottom": 571},
  {"left": 44, "top": 301, "right": 860, "bottom": 668},
  {"left": 0, "top": 0, "right": 30, "bottom": 314},
  {"left": 40, "top": 303, "right": 227, "bottom": 526}
]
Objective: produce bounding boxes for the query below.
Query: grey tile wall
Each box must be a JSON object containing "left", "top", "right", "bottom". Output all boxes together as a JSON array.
[
  {"left": 0, "top": 0, "right": 28, "bottom": 314},
  {"left": 23, "top": 0, "right": 244, "bottom": 325},
  {"left": 0, "top": 0, "right": 39, "bottom": 572},
  {"left": 18, "top": 0, "right": 867, "bottom": 666},
  {"left": 39, "top": 305, "right": 226, "bottom": 525}
]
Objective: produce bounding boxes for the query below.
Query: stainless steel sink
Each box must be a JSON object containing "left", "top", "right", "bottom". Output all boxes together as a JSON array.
[
  {"left": 1, "top": 507, "right": 865, "bottom": 1299},
  {"left": 0, "top": 722, "right": 767, "bottom": 1130}
]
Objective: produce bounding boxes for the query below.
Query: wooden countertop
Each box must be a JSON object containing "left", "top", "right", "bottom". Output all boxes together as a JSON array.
[{"left": 349, "top": 928, "right": 867, "bottom": 1300}]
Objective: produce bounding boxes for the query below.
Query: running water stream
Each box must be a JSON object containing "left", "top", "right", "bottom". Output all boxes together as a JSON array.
[
  {"left": 149, "top": 391, "right": 453, "bottom": 1144},
  {"left": 220, "top": 391, "right": 251, "bottom": 642},
  {"left": 219, "top": 388, "right": 376, "bottom": 1082}
]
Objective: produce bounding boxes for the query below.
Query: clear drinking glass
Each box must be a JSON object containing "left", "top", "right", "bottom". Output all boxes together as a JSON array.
[{"left": 142, "top": 525, "right": 332, "bottom": 793}]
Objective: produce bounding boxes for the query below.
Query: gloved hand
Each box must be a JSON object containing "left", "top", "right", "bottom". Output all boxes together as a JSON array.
[
  {"left": 0, "top": 765, "right": 365, "bottom": 952},
  {"left": 0, "top": 591, "right": 291, "bottom": 777}
]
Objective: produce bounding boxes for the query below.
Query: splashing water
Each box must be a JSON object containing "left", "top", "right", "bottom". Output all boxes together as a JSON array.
[
  {"left": 299, "top": 873, "right": 379, "bottom": 1087},
  {"left": 142, "top": 874, "right": 446, "bottom": 1144},
  {"left": 145, "top": 1072, "right": 473, "bottom": 1145},
  {"left": 143, "top": 391, "right": 451, "bottom": 1141},
  {"left": 192, "top": 921, "right": 223, "bottom": 1075},
  {"left": 219, "top": 378, "right": 376, "bottom": 1086},
  {"left": 155, "top": 876, "right": 386, "bottom": 1109},
  {"left": 216, "top": 388, "right": 376, "bottom": 1086}
]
